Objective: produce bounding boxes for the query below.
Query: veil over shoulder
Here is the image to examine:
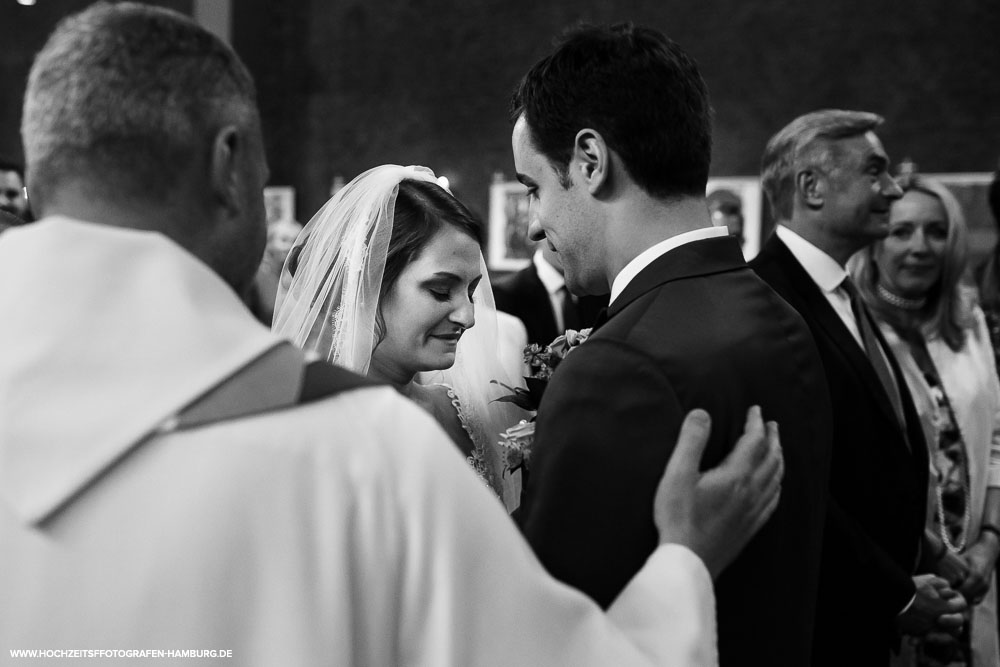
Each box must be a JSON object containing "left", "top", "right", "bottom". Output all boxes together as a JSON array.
[{"left": 272, "top": 165, "right": 528, "bottom": 509}]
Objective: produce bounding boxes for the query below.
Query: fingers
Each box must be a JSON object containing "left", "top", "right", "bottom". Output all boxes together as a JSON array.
[
  {"left": 766, "top": 421, "right": 783, "bottom": 481},
  {"left": 942, "top": 593, "right": 969, "bottom": 613},
  {"left": 935, "top": 612, "right": 966, "bottom": 629},
  {"left": 664, "top": 409, "right": 712, "bottom": 479},
  {"left": 722, "top": 406, "right": 765, "bottom": 469},
  {"left": 960, "top": 575, "right": 987, "bottom": 601},
  {"left": 751, "top": 482, "right": 782, "bottom": 535},
  {"left": 925, "top": 575, "right": 952, "bottom": 592},
  {"left": 752, "top": 422, "right": 783, "bottom": 490}
]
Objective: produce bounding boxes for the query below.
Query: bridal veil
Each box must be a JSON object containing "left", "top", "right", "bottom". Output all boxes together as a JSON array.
[{"left": 273, "top": 165, "right": 526, "bottom": 506}]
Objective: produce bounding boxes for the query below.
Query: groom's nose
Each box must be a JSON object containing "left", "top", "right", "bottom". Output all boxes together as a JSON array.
[{"left": 528, "top": 216, "right": 546, "bottom": 242}]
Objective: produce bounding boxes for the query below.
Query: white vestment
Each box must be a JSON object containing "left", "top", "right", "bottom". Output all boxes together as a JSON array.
[{"left": 0, "top": 218, "right": 716, "bottom": 666}]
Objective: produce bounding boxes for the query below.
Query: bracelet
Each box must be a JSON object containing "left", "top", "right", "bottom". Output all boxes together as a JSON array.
[{"left": 980, "top": 524, "right": 1000, "bottom": 540}]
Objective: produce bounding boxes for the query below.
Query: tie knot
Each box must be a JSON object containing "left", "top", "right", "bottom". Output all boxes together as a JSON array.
[{"left": 840, "top": 277, "right": 859, "bottom": 300}]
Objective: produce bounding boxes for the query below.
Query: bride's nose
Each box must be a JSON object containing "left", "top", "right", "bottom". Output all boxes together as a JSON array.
[{"left": 450, "top": 298, "right": 475, "bottom": 330}]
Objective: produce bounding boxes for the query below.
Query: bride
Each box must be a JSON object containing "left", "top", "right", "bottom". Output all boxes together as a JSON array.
[{"left": 273, "top": 165, "right": 528, "bottom": 510}]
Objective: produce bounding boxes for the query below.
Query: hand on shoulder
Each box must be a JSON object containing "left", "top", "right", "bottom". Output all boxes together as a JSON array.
[{"left": 653, "top": 406, "right": 783, "bottom": 579}]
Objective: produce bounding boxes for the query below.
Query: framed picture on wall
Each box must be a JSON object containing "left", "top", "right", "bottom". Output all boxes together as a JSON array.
[
  {"left": 706, "top": 177, "right": 763, "bottom": 260},
  {"left": 924, "top": 172, "right": 995, "bottom": 264},
  {"left": 487, "top": 179, "right": 533, "bottom": 271},
  {"left": 263, "top": 186, "right": 296, "bottom": 226}
]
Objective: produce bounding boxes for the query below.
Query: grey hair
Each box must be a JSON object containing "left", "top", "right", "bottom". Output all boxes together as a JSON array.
[
  {"left": 760, "top": 109, "right": 883, "bottom": 221},
  {"left": 22, "top": 2, "right": 258, "bottom": 206}
]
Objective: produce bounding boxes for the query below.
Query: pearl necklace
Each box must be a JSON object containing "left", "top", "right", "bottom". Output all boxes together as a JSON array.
[
  {"left": 877, "top": 284, "right": 926, "bottom": 311},
  {"left": 936, "top": 474, "right": 972, "bottom": 553}
]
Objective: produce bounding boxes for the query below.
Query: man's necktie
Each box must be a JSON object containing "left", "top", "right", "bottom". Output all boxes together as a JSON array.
[
  {"left": 841, "top": 277, "right": 906, "bottom": 430},
  {"left": 560, "top": 286, "right": 581, "bottom": 331}
]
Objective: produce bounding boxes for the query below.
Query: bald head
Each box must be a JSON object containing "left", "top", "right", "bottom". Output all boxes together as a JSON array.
[
  {"left": 22, "top": 2, "right": 269, "bottom": 294},
  {"left": 23, "top": 2, "right": 258, "bottom": 208}
]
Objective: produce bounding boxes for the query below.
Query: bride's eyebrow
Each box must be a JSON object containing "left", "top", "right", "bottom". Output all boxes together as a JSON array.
[{"left": 423, "top": 272, "right": 482, "bottom": 284}]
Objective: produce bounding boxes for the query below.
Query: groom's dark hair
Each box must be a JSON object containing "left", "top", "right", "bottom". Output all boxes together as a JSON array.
[{"left": 510, "top": 22, "right": 712, "bottom": 199}]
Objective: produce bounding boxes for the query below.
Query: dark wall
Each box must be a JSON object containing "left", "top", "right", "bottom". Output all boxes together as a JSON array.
[
  {"left": 233, "top": 0, "right": 1000, "bottom": 227},
  {"left": 3, "top": 1, "right": 998, "bottom": 229},
  {"left": 0, "top": 0, "right": 193, "bottom": 164}
]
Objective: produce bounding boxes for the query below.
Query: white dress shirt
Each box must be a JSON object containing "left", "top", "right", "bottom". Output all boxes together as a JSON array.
[
  {"left": 775, "top": 225, "right": 864, "bottom": 348},
  {"left": 610, "top": 226, "right": 728, "bottom": 306},
  {"left": 533, "top": 249, "right": 571, "bottom": 333}
]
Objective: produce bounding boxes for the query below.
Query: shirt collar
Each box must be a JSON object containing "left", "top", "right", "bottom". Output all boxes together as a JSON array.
[
  {"left": 610, "top": 226, "right": 727, "bottom": 305},
  {"left": 532, "top": 249, "right": 565, "bottom": 296},
  {"left": 774, "top": 224, "right": 847, "bottom": 294}
]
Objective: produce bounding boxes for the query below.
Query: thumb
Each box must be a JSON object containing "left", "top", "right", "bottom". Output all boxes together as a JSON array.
[
  {"left": 664, "top": 409, "right": 711, "bottom": 480},
  {"left": 928, "top": 575, "right": 952, "bottom": 592}
]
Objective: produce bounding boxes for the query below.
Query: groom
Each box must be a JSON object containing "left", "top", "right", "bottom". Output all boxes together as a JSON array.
[{"left": 513, "top": 24, "right": 833, "bottom": 666}]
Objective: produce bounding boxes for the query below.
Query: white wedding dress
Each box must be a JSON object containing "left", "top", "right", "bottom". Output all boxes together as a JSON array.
[{"left": 439, "top": 384, "right": 500, "bottom": 489}]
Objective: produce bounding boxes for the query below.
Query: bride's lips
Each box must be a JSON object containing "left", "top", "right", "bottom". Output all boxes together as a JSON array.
[{"left": 430, "top": 332, "right": 463, "bottom": 344}]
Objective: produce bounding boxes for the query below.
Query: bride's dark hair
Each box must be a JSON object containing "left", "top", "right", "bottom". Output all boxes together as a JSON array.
[
  {"left": 381, "top": 179, "right": 484, "bottom": 298},
  {"left": 374, "top": 179, "right": 485, "bottom": 341}
]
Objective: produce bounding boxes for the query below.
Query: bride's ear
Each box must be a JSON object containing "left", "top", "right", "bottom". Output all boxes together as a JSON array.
[{"left": 571, "top": 129, "right": 610, "bottom": 196}]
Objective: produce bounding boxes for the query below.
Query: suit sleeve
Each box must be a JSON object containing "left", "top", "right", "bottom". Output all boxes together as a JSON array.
[
  {"left": 383, "top": 394, "right": 719, "bottom": 666},
  {"left": 519, "top": 338, "right": 686, "bottom": 608},
  {"left": 823, "top": 499, "right": 916, "bottom": 610}
]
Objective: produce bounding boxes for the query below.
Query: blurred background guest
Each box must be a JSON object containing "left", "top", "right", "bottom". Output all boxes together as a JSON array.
[
  {"left": 974, "top": 169, "right": 1000, "bottom": 377},
  {"left": 493, "top": 243, "right": 607, "bottom": 348},
  {"left": 851, "top": 171, "right": 1000, "bottom": 666},
  {"left": 0, "top": 157, "right": 31, "bottom": 224},
  {"left": 248, "top": 218, "right": 302, "bottom": 325},
  {"left": 0, "top": 209, "right": 22, "bottom": 234},
  {"left": 707, "top": 188, "right": 745, "bottom": 246}
]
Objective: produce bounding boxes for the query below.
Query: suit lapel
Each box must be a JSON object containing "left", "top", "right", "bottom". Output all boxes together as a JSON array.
[
  {"left": 761, "top": 236, "right": 906, "bottom": 434},
  {"left": 508, "top": 263, "right": 559, "bottom": 344},
  {"left": 608, "top": 236, "right": 746, "bottom": 318},
  {"left": 525, "top": 264, "right": 559, "bottom": 341}
]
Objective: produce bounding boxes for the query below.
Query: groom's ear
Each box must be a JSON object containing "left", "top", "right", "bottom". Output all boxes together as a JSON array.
[{"left": 572, "top": 129, "right": 609, "bottom": 196}]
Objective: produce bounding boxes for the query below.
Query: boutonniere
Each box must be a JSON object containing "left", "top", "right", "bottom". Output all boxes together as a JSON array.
[{"left": 492, "top": 328, "right": 592, "bottom": 475}]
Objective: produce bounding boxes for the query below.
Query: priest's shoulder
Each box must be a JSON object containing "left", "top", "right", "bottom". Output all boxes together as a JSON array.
[{"left": 298, "top": 359, "right": 382, "bottom": 405}]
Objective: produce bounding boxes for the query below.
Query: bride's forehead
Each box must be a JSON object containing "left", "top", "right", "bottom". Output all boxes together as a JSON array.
[{"left": 410, "top": 225, "right": 481, "bottom": 266}]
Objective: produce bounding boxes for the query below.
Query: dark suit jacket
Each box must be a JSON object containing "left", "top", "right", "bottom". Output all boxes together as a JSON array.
[
  {"left": 751, "top": 234, "right": 929, "bottom": 666},
  {"left": 492, "top": 261, "right": 607, "bottom": 347},
  {"left": 519, "top": 236, "right": 832, "bottom": 666}
]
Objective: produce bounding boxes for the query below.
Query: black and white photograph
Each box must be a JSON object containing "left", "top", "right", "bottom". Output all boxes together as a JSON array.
[{"left": 2, "top": 1, "right": 999, "bottom": 665}]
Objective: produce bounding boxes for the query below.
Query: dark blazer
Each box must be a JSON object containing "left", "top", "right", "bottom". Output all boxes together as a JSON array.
[
  {"left": 492, "top": 260, "right": 607, "bottom": 347},
  {"left": 520, "top": 235, "right": 832, "bottom": 666},
  {"left": 751, "top": 234, "right": 929, "bottom": 666}
]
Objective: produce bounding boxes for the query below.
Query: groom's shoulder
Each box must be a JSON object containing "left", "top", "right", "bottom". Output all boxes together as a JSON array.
[{"left": 596, "top": 267, "right": 801, "bottom": 361}]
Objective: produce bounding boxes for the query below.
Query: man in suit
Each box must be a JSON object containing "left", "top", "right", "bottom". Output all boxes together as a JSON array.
[
  {"left": 750, "top": 109, "right": 966, "bottom": 665},
  {"left": 512, "top": 23, "right": 833, "bottom": 666},
  {"left": 493, "top": 243, "right": 607, "bottom": 347}
]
